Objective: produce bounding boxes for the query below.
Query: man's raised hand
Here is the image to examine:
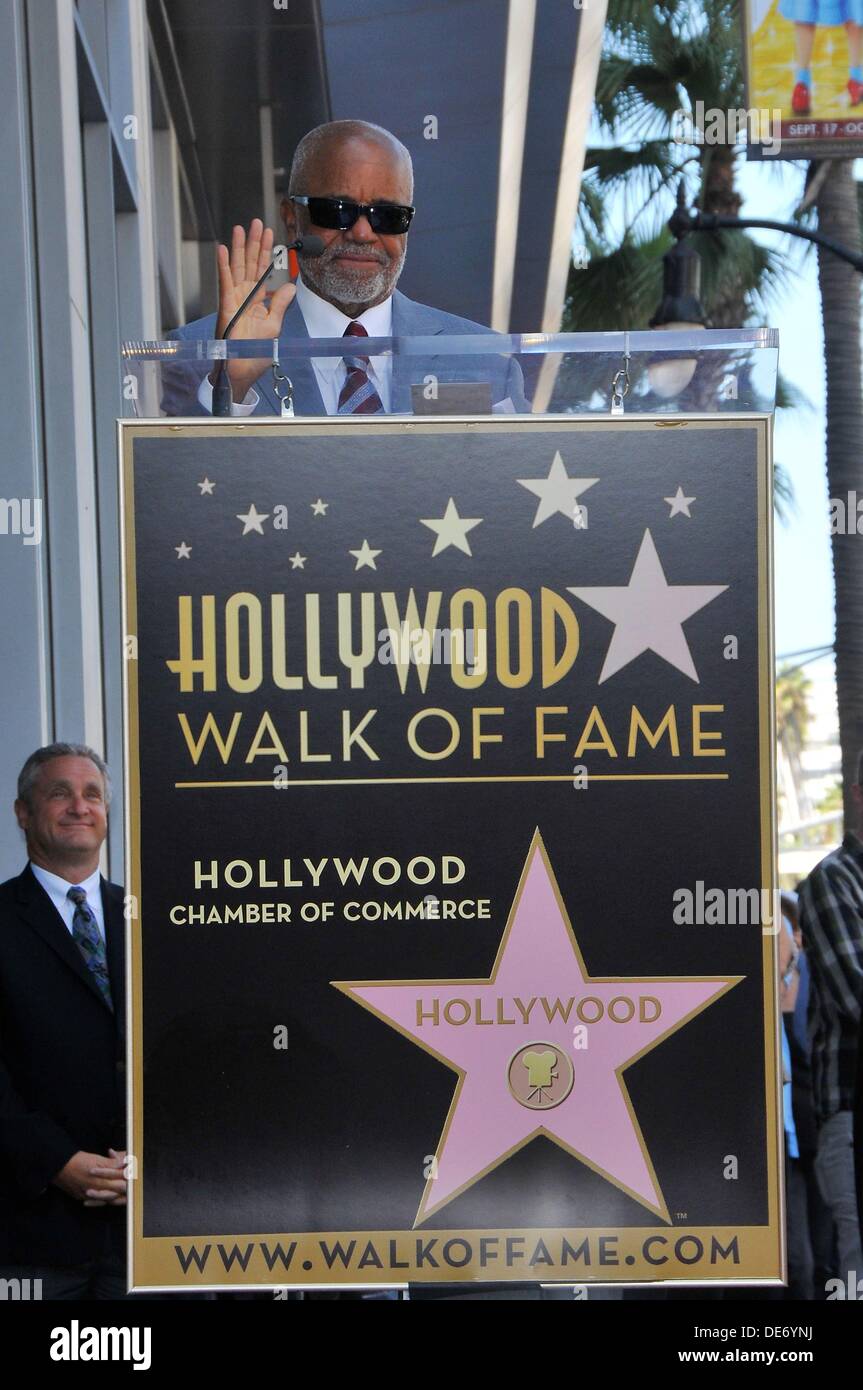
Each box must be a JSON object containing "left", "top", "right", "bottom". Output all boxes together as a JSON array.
[{"left": 212, "top": 218, "right": 297, "bottom": 402}]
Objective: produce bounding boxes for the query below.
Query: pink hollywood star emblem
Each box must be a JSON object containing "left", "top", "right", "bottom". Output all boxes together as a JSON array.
[{"left": 334, "top": 832, "right": 741, "bottom": 1225}]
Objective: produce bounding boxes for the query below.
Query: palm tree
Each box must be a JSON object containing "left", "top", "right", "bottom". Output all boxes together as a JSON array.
[
  {"left": 567, "top": 2, "right": 785, "bottom": 320},
  {"left": 776, "top": 664, "right": 813, "bottom": 820},
  {"left": 776, "top": 665, "right": 812, "bottom": 746},
  {"left": 811, "top": 161, "right": 863, "bottom": 828},
  {"left": 565, "top": 0, "right": 863, "bottom": 825},
  {"left": 558, "top": 0, "right": 791, "bottom": 439}
]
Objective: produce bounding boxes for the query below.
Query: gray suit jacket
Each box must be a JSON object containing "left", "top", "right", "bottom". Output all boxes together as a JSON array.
[{"left": 160, "top": 289, "right": 529, "bottom": 416}]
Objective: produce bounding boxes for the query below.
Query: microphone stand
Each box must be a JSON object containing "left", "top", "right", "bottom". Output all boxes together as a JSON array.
[
  {"left": 212, "top": 257, "right": 278, "bottom": 418},
  {"left": 212, "top": 235, "right": 321, "bottom": 417}
]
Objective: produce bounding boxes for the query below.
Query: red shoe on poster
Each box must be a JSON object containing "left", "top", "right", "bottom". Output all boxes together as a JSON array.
[{"left": 791, "top": 80, "right": 811, "bottom": 115}]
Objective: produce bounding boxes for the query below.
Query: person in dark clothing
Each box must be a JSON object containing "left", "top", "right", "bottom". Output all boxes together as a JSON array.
[
  {"left": 798, "top": 763, "right": 863, "bottom": 1288},
  {"left": 0, "top": 743, "right": 128, "bottom": 1297}
]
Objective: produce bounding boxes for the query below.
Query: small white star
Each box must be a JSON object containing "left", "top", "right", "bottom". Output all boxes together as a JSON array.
[
  {"left": 237, "top": 503, "right": 269, "bottom": 535},
  {"left": 175, "top": 542, "right": 192, "bottom": 559},
  {"left": 349, "top": 539, "right": 382, "bottom": 570},
  {"left": 289, "top": 552, "right": 307, "bottom": 570},
  {"left": 664, "top": 486, "right": 695, "bottom": 518},
  {"left": 420, "top": 498, "right": 482, "bottom": 557},
  {"left": 197, "top": 478, "right": 215, "bottom": 495},
  {"left": 517, "top": 451, "right": 599, "bottom": 527},
  {"left": 311, "top": 498, "right": 329, "bottom": 516}
]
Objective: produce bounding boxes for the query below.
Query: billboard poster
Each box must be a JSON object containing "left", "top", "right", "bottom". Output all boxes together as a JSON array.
[
  {"left": 121, "top": 415, "right": 781, "bottom": 1290},
  {"left": 745, "top": 0, "right": 863, "bottom": 156}
]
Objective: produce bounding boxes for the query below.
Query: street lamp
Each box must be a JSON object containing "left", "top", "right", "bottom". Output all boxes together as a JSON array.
[
  {"left": 649, "top": 181, "right": 863, "bottom": 400},
  {"left": 648, "top": 187, "right": 707, "bottom": 398},
  {"left": 669, "top": 188, "right": 863, "bottom": 274}
]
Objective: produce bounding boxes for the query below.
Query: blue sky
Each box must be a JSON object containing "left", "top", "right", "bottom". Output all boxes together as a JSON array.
[{"left": 736, "top": 156, "right": 862, "bottom": 661}]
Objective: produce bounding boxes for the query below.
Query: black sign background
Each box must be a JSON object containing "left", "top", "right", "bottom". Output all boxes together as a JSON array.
[{"left": 122, "top": 416, "right": 779, "bottom": 1286}]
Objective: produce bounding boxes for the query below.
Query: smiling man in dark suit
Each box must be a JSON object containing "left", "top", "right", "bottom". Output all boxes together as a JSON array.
[
  {"left": 161, "top": 119, "right": 527, "bottom": 417},
  {"left": 0, "top": 743, "right": 128, "bottom": 1298}
]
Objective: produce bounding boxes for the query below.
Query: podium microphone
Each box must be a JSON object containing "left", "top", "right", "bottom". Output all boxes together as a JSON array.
[{"left": 213, "top": 234, "right": 326, "bottom": 416}]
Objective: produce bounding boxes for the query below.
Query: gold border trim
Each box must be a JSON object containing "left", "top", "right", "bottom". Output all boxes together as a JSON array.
[{"left": 120, "top": 413, "right": 779, "bottom": 1286}]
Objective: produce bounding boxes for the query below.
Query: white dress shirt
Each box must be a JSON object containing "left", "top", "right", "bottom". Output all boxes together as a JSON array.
[
  {"left": 196, "top": 277, "right": 393, "bottom": 416},
  {"left": 30, "top": 863, "right": 105, "bottom": 942}
]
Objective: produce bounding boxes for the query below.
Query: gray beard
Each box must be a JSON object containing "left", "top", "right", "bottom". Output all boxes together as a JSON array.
[{"left": 300, "top": 245, "right": 405, "bottom": 312}]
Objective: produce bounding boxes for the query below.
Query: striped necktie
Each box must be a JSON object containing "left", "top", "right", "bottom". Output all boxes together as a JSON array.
[
  {"left": 67, "top": 885, "right": 113, "bottom": 1010},
  {"left": 337, "top": 321, "right": 385, "bottom": 414}
]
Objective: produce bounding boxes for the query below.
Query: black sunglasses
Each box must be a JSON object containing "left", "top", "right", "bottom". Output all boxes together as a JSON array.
[{"left": 291, "top": 195, "right": 415, "bottom": 236}]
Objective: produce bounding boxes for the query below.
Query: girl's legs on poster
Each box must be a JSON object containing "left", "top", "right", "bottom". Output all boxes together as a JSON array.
[
  {"left": 792, "top": 22, "right": 816, "bottom": 111},
  {"left": 846, "top": 21, "right": 863, "bottom": 97},
  {"left": 794, "top": 19, "right": 816, "bottom": 77}
]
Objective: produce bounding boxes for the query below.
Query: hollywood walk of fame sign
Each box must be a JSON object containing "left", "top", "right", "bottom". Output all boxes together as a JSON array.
[{"left": 120, "top": 415, "right": 781, "bottom": 1290}]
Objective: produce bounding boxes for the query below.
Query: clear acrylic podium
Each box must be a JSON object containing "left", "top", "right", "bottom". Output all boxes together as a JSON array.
[{"left": 121, "top": 327, "right": 778, "bottom": 419}]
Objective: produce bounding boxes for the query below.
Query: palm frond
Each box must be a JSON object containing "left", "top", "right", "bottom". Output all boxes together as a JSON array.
[
  {"left": 576, "top": 0, "right": 794, "bottom": 353},
  {"left": 577, "top": 179, "right": 608, "bottom": 243},
  {"left": 773, "top": 462, "right": 795, "bottom": 522},
  {"left": 775, "top": 372, "right": 814, "bottom": 413},
  {"left": 564, "top": 232, "right": 669, "bottom": 331},
  {"left": 690, "top": 228, "right": 790, "bottom": 322},
  {"left": 585, "top": 140, "right": 678, "bottom": 183}
]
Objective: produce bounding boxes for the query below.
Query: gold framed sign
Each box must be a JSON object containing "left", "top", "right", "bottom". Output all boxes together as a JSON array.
[{"left": 120, "top": 414, "right": 781, "bottom": 1290}]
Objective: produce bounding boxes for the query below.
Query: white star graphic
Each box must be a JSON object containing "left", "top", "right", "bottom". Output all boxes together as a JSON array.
[
  {"left": 420, "top": 498, "right": 482, "bottom": 557},
  {"left": 237, "top": 504, "right": 269, "bottom": 536},
  {"left": 197, "top": 478, "right": 215, "bottom": 496},
  {"left": 311, "top": 499, "right": 329, "bottom": 516},
  {"left": 289, "top": 552, "right": 307, "bottom": 570},
  {"left": 517, "top": 451, "right": 599, "bottom": 527},
  {"left": 568, "top": 528, "right": 727, "bottom": 683},
  {"left": 664, "top": 486, "right": 695, "bottom": 518},
  {"left": 349, "top": 540, "right": 382, "bottom": 570},
  {"left": 175, "top": 542, "right": 192, "bottom": 559}
]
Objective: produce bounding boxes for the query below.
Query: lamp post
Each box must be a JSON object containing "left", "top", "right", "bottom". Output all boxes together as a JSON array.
[
  {"left": 649, "top": 182, "right": 863, "bottom": 400},
  {"left": 648, "top": 202, "right": 708, "bottom": 396},
  {"left": 669, "top": 185, "right": 863, "bottom": 275}
]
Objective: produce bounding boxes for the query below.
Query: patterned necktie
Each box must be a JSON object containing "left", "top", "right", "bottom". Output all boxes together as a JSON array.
[
  {"left": 337, "top": 321, "right": 385, "bottom": 414},
  {"left": 67, "top": 886, "right": 113, "bottom": 1010}
]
